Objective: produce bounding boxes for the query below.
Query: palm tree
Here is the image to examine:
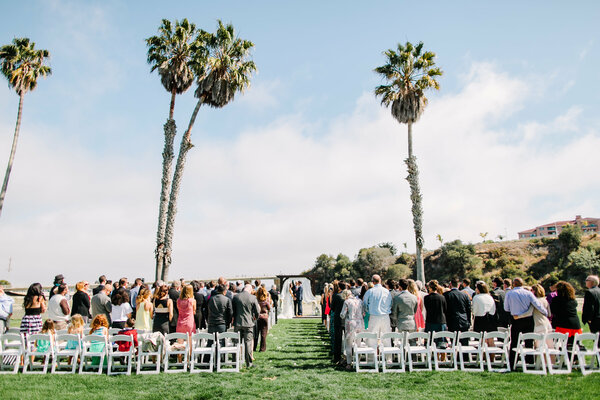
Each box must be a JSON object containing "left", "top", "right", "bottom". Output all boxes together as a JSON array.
[
  {"left": 161, "top": 20, "right": 256, "bottom": 281},
  {"left": 374, "top": 41, "right": 442, "bottom": 283},
  {"left": 0, "top": 38, "right": 51, "bottom": 217},
  {"left": 146, "top": 19, "right": 208, "bottom": 280}
]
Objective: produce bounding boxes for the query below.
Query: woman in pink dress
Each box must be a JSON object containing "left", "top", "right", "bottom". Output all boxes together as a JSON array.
[
  {"left": 176, "top": 285, "right": 196, "bottom": 335},
  {"left": 408, "top": 280, "right": 425, "bottom": 331}
]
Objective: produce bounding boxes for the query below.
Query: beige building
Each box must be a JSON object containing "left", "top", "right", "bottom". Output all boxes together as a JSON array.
[{"left": 518, "top": 215, "right": 599, "bottom": 239}]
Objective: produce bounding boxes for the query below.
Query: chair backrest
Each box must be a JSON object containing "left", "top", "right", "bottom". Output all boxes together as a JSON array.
[
  {"left": 217, "top": 332, "right": 239, "bottom": 340},
  {"left": 544, "top": 332, "right": 568, "bottom": 347},
  {"left": 165, "top": 332, "right": 189, "bottom": 342},
  {"left": 108, "top": 328, "right": 121, "bottom": 336},
  {"left": 574, "top": 332, "right": 599, "bottom": 350},
  {"left": 458, "top": 331, "right": 482, "bottom": 342},
  {"left": 355, "top": 332, "right": 378, "bottom": 341},
  {"left": 56, "top": 329, "right": 69, "bottom": 336},
  {"left": 0, "top": 333, "right": 24, "bottom": 351},
  {"left": 110, "top": 334, "right": 132, "bottom": 344},
  {"left": 5, "top": 328, "right": 21, "bottom": 335},
  {"left": 431, "top": 331, "right": 456, "bottom": 343},
  {"left": 518, "top": 332, "right": 544, "bottom": 343},
  {"left": 483, "top": 331, "right": 508, "bottom": 343},
  {"left": 81, "top": 334, "right": 107, "bottom": 348},
  {"left": 55, "top": 333, "right": 80, "bottom": 349},
  {"left": 192, "top": 332, "right": 214, "bottom": 348},
  {"left": 406, "top": 331, "right": 430, "bottom": 344}
]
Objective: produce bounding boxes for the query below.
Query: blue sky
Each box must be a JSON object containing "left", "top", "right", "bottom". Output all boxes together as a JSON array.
[{"left": 0, "top": 1, "right": 599, "bottom": 286}]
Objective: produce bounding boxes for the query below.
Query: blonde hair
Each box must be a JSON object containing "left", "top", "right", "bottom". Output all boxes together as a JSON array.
[
  {"left": 89, "top": 314, "right": 109, "bottom": 334},
  {"left": 180, "top": 284, "right": 193, "bottom": 300},
  {"left": 341, "top": 289, "right": 353, "bottom": 300},
  {"left": 137, "top": 287, "right": 151, "bottom": 306},
  {"left": 407, "top": 279, "right": 419, "bottom": 297},
  {"left": 75, "top": 281, "right": 86, "bottom": 291},
  {"left": 69, "top": 314, "right": 85, "bottom": 334},
  {"left": 531, "top": 284, "right": 545, "bottom": 298},
  {"left": 256, "top": 286, "right": 268, "bottom": 302}
]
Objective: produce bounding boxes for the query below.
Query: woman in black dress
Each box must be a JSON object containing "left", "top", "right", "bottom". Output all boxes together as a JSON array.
[
  {"left": 550, "top": 281, "right": 582, "bottom": 348},
  {"left": 191, "top": 280, "right": 206, "bottom": 330},
  {"left": 152, "top": 285, "right": 173, "bottom": 335},
  {"left": 71, "top": 281, "right": 91, "bottom": 322}
]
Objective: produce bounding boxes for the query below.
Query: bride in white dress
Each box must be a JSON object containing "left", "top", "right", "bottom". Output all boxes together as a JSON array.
[{"left": 278, "top": 277, "right": 317, "bottom": 319}]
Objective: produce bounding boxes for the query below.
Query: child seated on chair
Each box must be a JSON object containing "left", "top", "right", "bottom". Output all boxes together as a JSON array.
[
  {"left": 89, "top": 314, "right": 109, "bottom": 366},
  {"left": 117, "top": 317, "right": 138, "bottom": 353},
  {"left": 36, "top": 319, "right": 55, "bottom": 353},
  {"left": 66, "top": 314, "right": 85, "bottom": 350}
]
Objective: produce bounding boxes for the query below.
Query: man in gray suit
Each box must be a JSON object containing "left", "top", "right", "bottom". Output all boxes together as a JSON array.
[
  {"left": 232, "top": 284, "right": 260, "bottom": 368},
  {"left": 91, "top": 283, "right": 113, "bottom": 325},
  {"left": 391, "top": 279, "right": 418, "bottom": 333}
]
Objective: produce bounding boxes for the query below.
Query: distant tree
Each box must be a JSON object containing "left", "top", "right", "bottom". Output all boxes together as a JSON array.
[
  {"left": 436, "top": 234, "right": 443, "bottom": 246},
  {"left": 374, "top": 41, "right": 442, "bottom": 283},
  {"left": 436, "top": 240, "right": 479, "bottom": 282},
  {"left": 353, "top": 246, "right": 396, "bottom": 279},
  {"left": 0, "top": 38, "right": 51, "bottom": 217},
  {"left": 378, "top": 242, "right": 397, "bottom": 256},
  {"left": 479, "top": 232, "right": 489, "bottom": 242},
  {"left": 497, "top": 234, "right": 505, "bottom": 241},
  {"left": 558, "top": 224, "right": 582, "bottom": 256}
]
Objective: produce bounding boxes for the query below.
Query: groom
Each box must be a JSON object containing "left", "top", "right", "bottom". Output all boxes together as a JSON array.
[{"left": 295, "top": 281, "right": 304, "bottom": 316}]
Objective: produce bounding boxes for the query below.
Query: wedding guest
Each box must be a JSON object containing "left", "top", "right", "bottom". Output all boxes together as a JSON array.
[
  {"left": 550, "top": 281, "right": 582, "bottom": 348},
  {"left": 20, "top": 283, "right": 46, "bottom": 338},
  {"left": 233, "top": 284, "right": 260, "bottom": 368},
  {"left": 191, "top": 281, "right": 206, "bottom": 330},
  {"left": 152, "top": 285, "right": 172, "bottom": 335},
  {"left": 460, "top": 278, "right": 475, "bottom": 299},
  {"left": 472, "top": 282, "right": 496, "bottom": 347},
  {"left": 129, "top": 278, "right": 143, "bottom": 312},
  {"left": 66, "top": 314, "right": 85, "bottom": 351},
  {"left": 255, "top": 286, "right": 271, "bottom": 352},
  {"left": 582, "top": 275, "right": 600, "bottom": 333},
  {"left": 0, "top": 285, "right": 14, "bottom": 332},
  {"left": 444, "top": 278, "right": 471, "bottom": 344},
  {"left": 89, "top": 314, "right": 109, "bottom": 365},
  {"left": 269, "top": 285, "right": 280, "bottom": 324},
  {"left": 392, "top": 279, "right": 418, "bottom": 333},
  {"left": 491, "top": 277, "right": 509, "bottom": 328},
  {"left": 407, "top": 279, "right": 425, "bottom": 331},
  {"left": 134, "top": 287, "right": 153, "bottom": 332},
  {"left": 110, "top": 287, "right": 133, "bottom": 329},
  {"left": 47, "top": 283, "right": 70, "bottom": 330},
  {"left": 424, "top": 280, "right": 447, "bottom": 345},
  {"left": 49, "top": 274, "right": 65, "bottom": 299},
  {"left": 117, "top": 317, "right": 138, "bottom": 352},
  {"left": 531, "top": 284, "right": 553, "bottom": 348},
  {"left": 71, "top": 281, "right": 91, "bottom": 322},
  {"left": 331, "top": 281, "right": 346, "bottom": 364},
  {"left": 169, "top": 280, "right": 181, "bottom": 334},
  {"left": 91, "top": 283, "right": 113, "bottom": 325},
  {"left": 36, "top": 320, "right": 55, "bottom": 354},
  {"left": 340, "top": 288, "right": 364, "bottom": 370},
  {"left": 92, "top": 275, "right": 107, "bottom": 296},
  {"left": 176, "top": 285, "right": 196, "bottom": 335},
  {"left": 363, "top": 275, "right": 392, "bottom": 349},
  {"left": 207, "top": 284, "right": 233, "bottom": 334}
]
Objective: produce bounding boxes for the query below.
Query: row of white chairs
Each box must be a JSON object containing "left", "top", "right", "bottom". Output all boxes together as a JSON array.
[
  {"left": 352, "top": 330, "right": 600, "bottom": 375},
  {"left": 0, "top": 330, "right": 244, "bottom": 375}
]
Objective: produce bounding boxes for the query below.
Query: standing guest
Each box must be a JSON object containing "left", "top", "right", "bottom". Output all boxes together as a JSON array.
[
  {"left": 47, "top": 283, "right": 71, "bottom": 330},
  {"left": 0, "top": 285, "right": 14, "bottom": 332},
  {"left": 296, "top": 281, "right": 304, "bottom": 316},
  {"left": 582, "top": 275, "right": 600, "bottom": 334},
  {"left": 233, "top": 284, "right": 260, "bottom": 368},
  {"left": 269, "top": 285, "right": 280, "bottom": 324},
  {"left": 71, "top": 281, "right": 91, "bottom": 322},
  {"left": 550, "top": 281, "right": 582, "bottom": 348},
  {"left": 113, "top": 278, "right": 130, "bottom": 302},
  {"left": 92, "top": 275, "right": 107, "bottom": 296},
  {"left": 134, "top": 287, "right": 153, "bottom": 332},
  {"left": 320, "top": 284, "right": 328, "bottom": 325},
  {"left": 424, "top": 280, "right": 447, "bottom": 344},
  {"left": 207, "top": 284, "right": 233, "bottom": 352},
  {"left": 472, "top": 282, "right": 497, "bottom": 346},
  {"left": 348, "top": 280, "right": 359, "bottom": 298},
  {"left": 169, "top": 280, "right": 181, "bottom": 334},
  {"left": 331, "top": 282, "right": 346, "bottom": 364},
  {"left": 491, "top": 277, "right": 509, "bottom": 329},
  {"left": 392, "top": 279, "right": 418, "bottom": 333},
  {"left": 407, "top": 279, "right": 425, "bottom": 331},
  {"left": 328, "top": 281, "right": 338, "bottom": 352},
  {"left": 340, "top": 288, "right": 364, "bottom": 369},
  {"left": 531, "top": 284, "right": 553, "bottom": 349},
  {"left": 255, "top": 286, "right": 271, "bottom": 352},
  {"left": 91, "top": 283, "right": 113, "bottom": 325},
  {"left": 362, "top": 275, "right": 392, "bottom": 349},
  {"left": 110, "top": 287, "right": 132, "bottom": 329},
  {"left": 199, "top": 281, "right": 208, "bottom": 297},
  {"left": 176, "top": 284, "right": 196, "bottom": 335},
  {"left": 503, "top": 279, "right": 512, "bottom": 292},
  {"left": 129, "top": 278, "right": 143, "bottom": 310},
  {"left": 152, "top": 285, "right": 172, "bottom": 335},
  {"left": 460, "top": 278, "right": 475, "bottom": 299},
  {"left": 49, "top": 274, "right": 65, "bottom": 299},
  {"left": 290, "top": 281, "right": 298, "bottom": 316},
  {"left": 444, "top": 278, "right": 471, "bottom": 344},
  {"left": 20, "top": 283, "right": 47, "bottom": 338},
  {"left": 504, "top": 277, "right": 547, "bottom": 367},
  {"left": 389, "top": 281, "right": 400, "bottom": 332},
  {"left": 191, "top": 281, "right": 206, "bottom": 331}
]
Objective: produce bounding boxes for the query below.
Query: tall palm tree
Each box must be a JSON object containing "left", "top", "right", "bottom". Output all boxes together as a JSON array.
[
  {"left": 0, "top": 38, "right": 51, "bottom": 218},
  {"left": 161, "top": 20, "right": 256, "bottom": 281},
  {"left": 146, "top": 19, "right": 208, "bottom": 280},
  {"left": 374, "top": 41, "right": 442, "bottom": 282}
]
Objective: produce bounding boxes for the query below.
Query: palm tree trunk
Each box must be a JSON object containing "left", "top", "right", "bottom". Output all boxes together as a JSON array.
[
  {"left": 169, "top": 89, "right": 176, "bottom": 120},
  {"left": 405, "top": 122, "right": 425, "bottom": 282},
  {"left": 0, "top": 93, "right": 25, "bottom": 218},
  {"left": 161, "top": 99, "right": 202, "bottom": 281},
  {"left": 155, "top": 118, "right": 177, "bottom": 280}
]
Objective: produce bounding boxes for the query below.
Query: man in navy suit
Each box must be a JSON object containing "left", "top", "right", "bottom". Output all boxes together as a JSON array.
[{"left": 296, "top": 281, "right": 304, "bottom": 316}]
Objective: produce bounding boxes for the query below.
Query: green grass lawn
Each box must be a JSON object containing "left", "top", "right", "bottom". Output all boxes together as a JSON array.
[{"left": 1, "top": 319, "right": 599, "bottom": 399}]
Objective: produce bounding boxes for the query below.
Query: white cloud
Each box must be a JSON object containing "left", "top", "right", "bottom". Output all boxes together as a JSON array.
[{"left": 0, "top": 62, "right": 598, "bottom": 286}]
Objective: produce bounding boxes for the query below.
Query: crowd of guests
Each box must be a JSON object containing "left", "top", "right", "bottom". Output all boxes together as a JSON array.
[
  {"left": 320, "top": 274, "right": 600, "bottom": 371},
  {"left": 2, "top": 275, "right": 281, "bottom": 369}
]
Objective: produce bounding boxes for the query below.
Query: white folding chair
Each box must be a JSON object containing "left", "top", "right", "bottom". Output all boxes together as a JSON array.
[
  {"left": 570, "top": 332, "right": 600, "bottom": 375},
  {"left": 56, "top": 329, "right": 69, "bottom": 336},
  {"left": 513, "top": 332, "right": 546, "bottom": 374},
  {"left": 380, "top": 332, "right": 405, "bottom": 372},
  {"left": 107, "top": 334, "right": 134, "bottom": 375},
  {"left": 544, "top": 332, "right": 571, "bottom": 375},
  {"left": 164, "top": 333, "right": 189, "bottom": 373},
  {"left": 5, "top": 328, "right": 21, "bottom": 335},
  {"left": 216, "top": 332, "right": 241, "bottom": 372},
  {"left": 405, "top": 331, "right": 431, "bottom": 372},
  {"left": 23, "top": 333, "right": 54, "bottom": 374},
  {"left": 190, "top": 332, "right": 215, "bottom": 373},
  {"left": 353, "top": 332, "right": 379, "bottom": 372},
  {"left": 79, "top": 334, "right": 107, "bottom": 374},
  {"left": 483, "top": 331, "right": 511, "bottom": 372},
  {"left": 108, "top": 328, "right": 121, "bottom": 336},
  {"left": 52, "top": 333, "right": 80, "bottom": 374},
  {"left": 457, "top": 331, "right": 484, "bottom": 372},
  {"left": 431, "top": 331, "right": 457, "bottom": 371},
  {"left": 137, "top": 332, "right": 164, "bottom": 374},
  {"left": 0, "top": 333, "right": 25, "bottom": 374}
]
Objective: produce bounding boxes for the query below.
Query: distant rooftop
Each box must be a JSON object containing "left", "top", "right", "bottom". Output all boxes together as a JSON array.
[{"left": 518, "top": 215, "right": 599, "bottom": 239}]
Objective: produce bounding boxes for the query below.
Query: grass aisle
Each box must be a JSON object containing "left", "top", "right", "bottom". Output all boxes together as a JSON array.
[{"left": 1, "top": 319, "right": 599, "bottom": 399}]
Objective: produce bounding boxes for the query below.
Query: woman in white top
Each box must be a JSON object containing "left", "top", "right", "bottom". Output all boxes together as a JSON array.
[
  {"left": 339, "top": 289, "right": 364, "bottom": 371},
  {"left": 472, "top": 282, "right": 497, "bottom": 347},
  {"left": 110, "top": 287, "right": 133, "bottom": 329}
]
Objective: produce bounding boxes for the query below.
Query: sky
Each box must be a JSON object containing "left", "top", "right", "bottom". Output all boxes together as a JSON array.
[{"left": 0, "top": 1, "right": 599, "bottom": 286}]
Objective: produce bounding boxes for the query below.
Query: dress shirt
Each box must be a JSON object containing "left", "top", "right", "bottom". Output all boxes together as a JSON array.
[
  {"left": 472, "top": 293, "right": 496, "bottom": 317},
  {"left": 504, "top": 287, "right": 547, "bottom": 317},
  {"left": 362, "top": 284, "right": 392, "bottom": 316}
]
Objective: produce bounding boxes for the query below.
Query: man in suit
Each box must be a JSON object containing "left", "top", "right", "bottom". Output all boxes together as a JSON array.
[
  {"left": 330, "top": 282, "right": 346, "bottom": 364},
  {"left": 290, "top": 281, "right": 298, "bottom": 316},
  {"left": 207, "top": 283, "right": 233, "bottom": 359},
  {"left": 295, "top": 281, "right": 304, "bottom": 316},
  {"left": 269, "top": 285, "right": 280, "bottom": 324},
  {"left": 233, "top": 284, "right": 260, "bottom": 368},
  {"left": 491, "top": 277, "right": 510, "bottom": 328},
  {"left": 392, "top": 279, "right": 418, "bottom": 333},
  {"left": 93, "top": 275, "right": 107, "bottom": 296},
  {"left": 582, "top": 275, "right": 600, "bottom": 333},
  {"left": 444, "top": 278, "right": 471, "bottom": 345},
  {"left": 91, "top": 283, "right": 113, "bottom": 325},
  {"left": 168, "top": 280, "right": 181, "bottom": 333}
]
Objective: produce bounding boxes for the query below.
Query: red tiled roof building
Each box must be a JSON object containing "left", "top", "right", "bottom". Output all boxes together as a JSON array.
[{"left": 518, "top": 215, "right": 600, "bottom": 239}]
